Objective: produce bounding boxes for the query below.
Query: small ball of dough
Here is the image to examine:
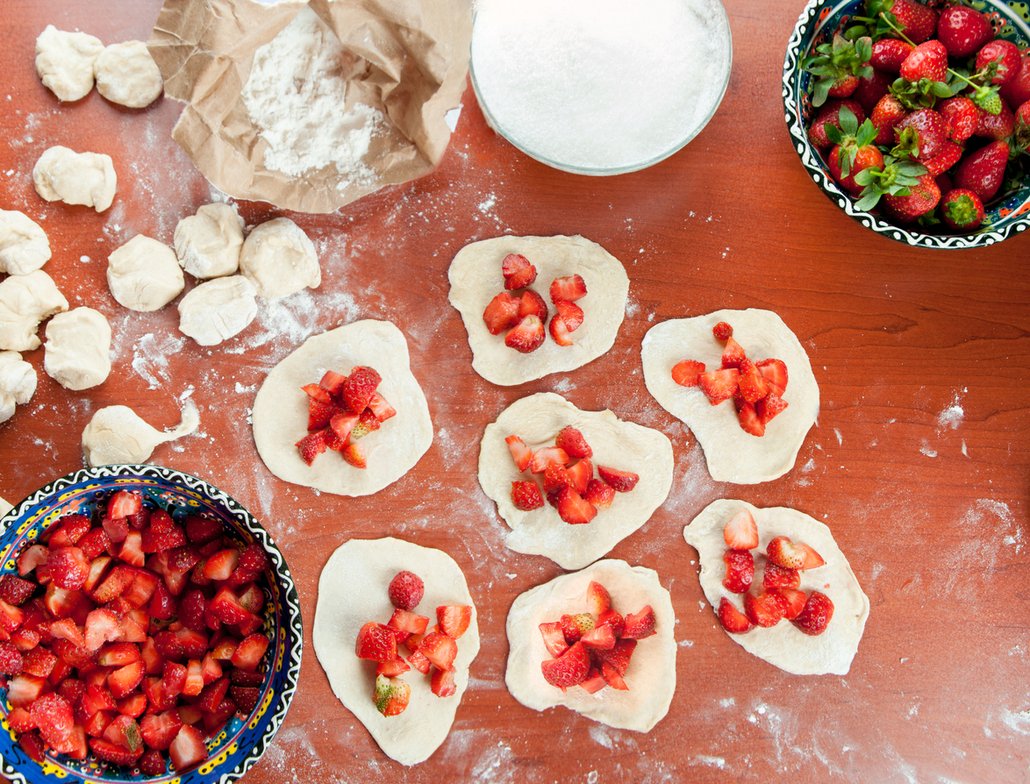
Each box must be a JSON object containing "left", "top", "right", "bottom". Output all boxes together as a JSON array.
[
  {"left": 174, "top": 203, "right": 244, "bottom": 279},
  {"left": 94, "top": 40, "right": 163, "bottom": 109},
  {"left": 0, "top": 270, "right": 69, "bottom": 352},
  {"left": 35, "top": 25, "right": 103, "bottom": 102},
  {"left": 0, "top": 351, "right": 38, "bottom": 424},
  {"left": 178, "top": 275, "right": 257, "bottom": 346},
  {"left": 107, "top": 234, "right": 185, "bottom": 312},
  {"left": 33, "top": 146, "right": 117, "bottom": 212},
  {"left": 0, "top": 210, "right": 51, "bottom": 276},
  {"left": 82, "top": 400, "right": 199, "bottom": 466},
  {"left": 43, "top": 307, "right": 112, "bottom": 391},
  {"left": 240, "top": 217, "right": 321, "bottom": 300}
]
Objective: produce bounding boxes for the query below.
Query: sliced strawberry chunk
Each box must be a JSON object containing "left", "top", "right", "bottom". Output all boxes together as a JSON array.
[
  {"left": 720, "top": 336, "right": 747, "bottom": 368},
  {"left": 672, "top": 359, "right": 705, "bottom": 387},
  {"left": 580, "top": 624, "right": 616, "bottom": 650},
  {"left": 430, "top": 666, "right": 457, "bottom": 698},
  {"left": 117, "top": 531, "right": 145, "bottom": 568},
  {"left": 49, "top": 617, "right": 86, "bottom": 648},
  {"left": 560, "top": 613, "right": 593, "bottom": 643},
  {"left": 756, "top": 358, "right": 788, "bottom": 396},
  {"left": 772, "top": 587, "right": 808, "bottom": 621},
  {"left": 511, "top": 480, "right": 544, "bottom": 511},
  {"left": 717, "top": 597, "right": 753, "bottom": 634},
  {"left": 78, "top": 528, "right": 112, "bottom": 561},
  {"left": 108, "top": 491, "right": 142, "bottom": 519},
  {"left": 341, "top": 442, "right": 366, "bottom": 469},
  {"left": 17, "top": 545, "right": 49, "bottom": 577},
  {"left": 201, "top": 549, "right": 239, "bottom": 581},
  {"left": 182, "top": 659, "right": 204, "bottom": 697},
  {"left": 597, "top": 608, "right": 625, "bottom": 638},
  {"left": 102, "top": 516, "right": 129, "bottom": 544},
  {"left": 28, "top": 692, "right": 72, "bottom": 752},
  {"left": 529, "top": 446, "right": 569, "bottom": 474},
  {"left": 582, "top": 478, "right": 615, "bottom": 508},
  {"left": 712, "top": 321, "right": 733, "bottom": 341},
  {"left": 744, "top": 591, "right": 788, "bottom": 628},
  {"left": 793, "top": 591, "right": 834, "bottom": 635},
  {"left": 367, "top": 392, "right": 397, "bottom": 422},
  {"left": 723, "top": 509, "right": 759, "bottom": 550},
  {"left": 540, "top": 641, "right": 590, "bottom": 689},
  {"left": 231, "top": 633, "right": 270, "bottom": 671},
  {"left": 555, "top": 300, "right": 584, "bottom": 331},
  {"left": 737, "top": 359, "right": 768, "bottom": 404},
  {"left": 556, "top": 486, "right": 596, "bottom": 525},
  {"left": 549, "top": 274, "right": 587, "bottom": 303},
  {"left": 580, "top": 668, "right": 607, "bottom": 694},
  {"left": 388, "top": 609, "right": 430, "bottom": 637},
  {"left": 756, "top": 392, "right": 789, "bottom": 424},
  {"left": 349, "top": 409, "right": 381, "bottom": 441},
  {"left": 736, "top": 400, "right": 765, "bottom": 437},
  {"left": 436, "top": 605, "right": 472, "bottom": 639},
  {"left": 373, "top": 673, "right": 411, "bottom": 717},
  {"left": 319, "top": 369, "right": 347, "bottom": 396},
  {"left": 483, "top": 291, "right": 520, "bottom": 335},
  {"left": 91, "top": 565, "right": 136, "bottom": 605},
  {"left": 306, "top": 397, "right": 335, "bottom": 432},
  {"left": 0, "top": 597, "right": 26, "bottom": 630},
  {"left": 109, "top": 660, "right": 144, "bottom": 699},
  {"left": 407, "top": 648, "right": 431, "bottom": 674},
  {"left": 7, "top": 674, "right": 45, "bottom": 707},
  {"left": 595, "top": 637, "right": 636, "bottom": 675},
  {"left": 698, "top": 368, "right": 740, "bottom": 404},
  {"left": 103, "top": 714, "right": 142, "bottom": 752},
  {"left": 46, "top": 515, "right": 91, "bottom": 548},
  {"left": 548, "top": 313, "right": 573, "bottom": 346},
  {"left": 586, "top": 581, "right": 611, "bottom": 615},
  {"left": 722, "top": 549, "right": 754, "bottom": 594},
  {"left": 766, "top": 536, "right": 825, "bottom": 570},
  {"left": 505, "top": 314, "right": 545, "bottom": 353},
  {"left": 141, "top": 521, "right": 186, "bottom": 555},
  {"left": 341, "top": 366, "right": 382, "bottom": 414},
  {"left": 538, "top": 622, "right": 569, "bottom": 658},
  {"left": 185, "top": 515, "right": 222, "bottom": 545},
  {"left": 0, "top": 639, "right": 22, "bottom": 674},
  {"left": 555, "top": 426, "right": 592, "bottom": 459},
  {"left": 518, "top": 289, "right": 548, "bottom": 321},
  {"left": 418, "top": 631, "right": 457, "bottom": 670},
  {"left": 596, "top": 466, "right": 639, "bottom": 492},
  {"left": 623, "top": 606, "right": 657, "bottom": 639},
  {"left": 295, "top": 431, "right": 328, "bottom": 465},
  {"left": 197, "top": 677, "right": 229, "bottom": 713},
  {"left": 84, "top": 608, "right": 122, "bottom": 652},
  {"left": 139, "top": 749, "right": 167, "bottom": 777},
  {"left": 302, "top": 383, "right": 332, "bottom": 404},
  {"left": 376, "top": 657, "right": 411, "bottom": 677},
  {"left": 91, "top": 737, "right": 143, "bottom": 765},
  {"left": 98, "top": 642, "right": 141, "bottom": 667},
  {"left": 600, "top": 661, "right": 629, "bottom": 690},
  {"left": 505, "top": 435, "right": 533, "bottom": 471},
  {"left": 502, "top": 253, "right": 537, "bottom": 289},
  {"left": 230, "top": 685, "right": 260, "bottom": 712},
  {"left": 169, "top": 725, "right": 207, "bottom": 772},
  {"left": 7, "top": 706, "right": 34, "bottom": 733},
  {"left": 763, "top": 563, "right": 801, "bottom": 591},
  {"left": 542, "top": 463, "right": 573, "bottom": 495},
  {"left": 21, "top": 647, "right": 54, "bottom": 678}
]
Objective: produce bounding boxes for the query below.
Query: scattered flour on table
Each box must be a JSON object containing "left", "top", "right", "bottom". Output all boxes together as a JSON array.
[
  {"left": 937, "top": 499, "right": 1021, "bottom": 597},
  {"left": 242, "top": 7, "right": 382, "bottom": 185},
  {"left": 225, "top": 288, "right": 359, "bottom": 359},
  {"left": 130, "top": 333, "right": 185, "bottom": 389},
  {"left": 690, "top": 755, "right": 727, "bottom": 770},
  {"left": 936, "top": 389, "right": 965, "bottom": 432},
  {"left": 919, "top": 439, "right": 938, "bottom": 458}
]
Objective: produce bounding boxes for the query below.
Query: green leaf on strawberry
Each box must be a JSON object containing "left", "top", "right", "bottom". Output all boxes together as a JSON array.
[
  {"left": 804, "top": 33, "right": 874, "bottom": 108},
  {"left": 853, "top": 156, "right": 927, "bottom": 211}
]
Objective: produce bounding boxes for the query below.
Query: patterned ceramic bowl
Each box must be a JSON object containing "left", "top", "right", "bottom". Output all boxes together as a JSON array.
[
  {"left": 784, "top": 0, "right": 1030, "bottom": 249},
  {"left": 0, "top": 465, "right": 302, "bottom": 784}
]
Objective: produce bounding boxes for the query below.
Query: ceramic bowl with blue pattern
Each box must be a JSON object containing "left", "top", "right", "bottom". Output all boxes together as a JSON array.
[
  {"left": 784, "top": 0, "right": 1030, "bottom": 249},
  {"left": 0, "top": 465, "right": 302, "bottom": 784}
]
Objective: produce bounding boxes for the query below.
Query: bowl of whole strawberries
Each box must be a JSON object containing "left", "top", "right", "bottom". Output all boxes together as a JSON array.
[
  {"left": 0, "top": 465, "right": 302, "bottom": 784},
  {"left": 784, "top": 0, "right": 1030, "bottom": 249}
]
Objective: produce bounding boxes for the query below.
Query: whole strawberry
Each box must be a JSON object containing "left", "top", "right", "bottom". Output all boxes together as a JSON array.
[
  {"left": 871, "top": 93, "right": 907, "bottom": 145},
  {"left": 883, "top": 173, "right": 941, "bottom": 221},
  {"left": 894, "top": 108, "right": 948, "bottom": 162},
  {"left": 940, "top": 188, "right": 986, "bottom": 231},
  {"left": 804, "top": 34, "right": 874, "bottom": 107},
  {"left": 922, "top": 140, "right": 963, "bottom": 176},
  {"left": 936, "top": 5, "right": 993, "bottom": 58},
  {"left": 954, "top": 140, "right": 1010, "bottom": 201},
  {"left": 388, "top": 571, "right": 424, "bottom": 611},
  {"left": 900, "top": 40, "right": 948, "bottom": 83},
  {"left": 870, "top": 38, "right": 914, "bottom": 73},
  {"left": 866, "top": 0, "right": 938, "bottom": 44},
  {"left": 809, "top": 100, "right": 866, "bottom": 149},
  {"left": 826, "top": 106, "right": 884, "bottom": 194},
  {"left": 975, "top": 104, "right": 1015, "bottom": 140},
  {"left": 976, "top": 40, "right": 1022, "bottom": 86},
  {"left": 855, "top": 70, "right": 892, "bottom": 113},
  {"left": 1000, "top": 50, "right": 1030, "bottom": 108},
  {"left": 938, "top": 96, "right": 979, "bottom": 142},
  {"left": 1017, "top": 100, "right": 1030, "bottom": 152},
  {"left": 852, "top": 155, "right": 928, "bottom": 211}
]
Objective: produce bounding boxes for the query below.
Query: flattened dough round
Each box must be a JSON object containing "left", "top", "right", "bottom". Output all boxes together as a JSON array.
[
  {"left": 479, "top": 392, "right": 673, "bottom": 569},
  {"left": 684, "top": 499, "right": 870, "bottom": 675},
  {"left": 252, "top": 320, "right": 433, "bottom": 497},
  {"left": 505, "top": 559, "right": 676, "bottom": 732},
  {"left": 312, "top": 537, "right": 480, "bottom": 766},
  {"left": 641, "top": 308, "right": 819, "bottom": 484},
  {"left": 0, "top": 210, "right": 51, "bottom": 276},
  {"left": 448, "top": 235, "right": 629, "bottom": 386}
]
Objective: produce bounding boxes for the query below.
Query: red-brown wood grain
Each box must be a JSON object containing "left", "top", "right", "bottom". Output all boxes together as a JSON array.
[{"left": 1, "top": 1, "right": 1028, "bottom": 782}]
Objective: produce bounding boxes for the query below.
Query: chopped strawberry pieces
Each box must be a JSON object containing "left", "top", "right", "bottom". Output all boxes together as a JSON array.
[
  {"left": 505, "top": 435, "right": 533, "bottom": 472},
  {"left": 511, "top": 480, "right": 544, "bottom": 511},
  {"left": 430, "top": 666, "right": 457, "bottom": 698},
  {"left": 756, "top": 392, "right": 789, "bottom": 424},
  {"left": 341, "top": 366, "right": 382, "bottom": 414},
  {"left": 722, "top": 549, "right": 754, "bottom": 594},
  {"left": 356, "top": 622, "right": 398, "bottom": 663},
  {"left": 763, "top": 563, "right": 801, "bottom": 591},
  {"left": 737, "top": 359, "right": 769, "bottom": 403},
  {"left": 586, "top": 581, "right": 611, "bottom": 616},
  {"left": 712, "top": 321, "right": 733, "bottom": 341},
  {"left": 367, "top": 393, "right": 397, "bottom": 422},
  {"left": 736, "top": 400, "right": 765, "bottom": 437},
  {"left": 295, "top": 431, "right": 328, "bottom": 465},
  {"left": 436, "top": 605, "right": 472, "bottom": 639},
  {"left": 556, "top": 487, "right": 597, "bottom": 525},
  {"left": 698, "top": 368, "right": 741, "bottom": 404},
  {"left": 518, "top": 290, "right": 548, "bottom": 321},
  {"left": 550, "top": 274, "right": 587, "bottom": 303},
  {"left": 582, "top": 478, "right": 615, "bottom": 508},
  {"left": 772, "top": 587, "right": 808, "bottom": 621},
  {"left": 672, "top": 359, "right": 706, "bottom": 387},
  {"left": 723, "top": 509, "right": 759, "bottom": 550},
  {"left": 483, "top": 291, "right": 520, "bottom": 335},
  {"left": 720, "top": 336, "right": 747, "bottom": 368},
  {"left": 744, "top": 591, "right": 789, "bottom": 628},
  {"left": 505, "top": 314, "right": 546, "bottom": 353},
  {"left": 502, "top": 253, "right": 537, "bottom": 290},
  {"left": 580, "top": 624, "right": 616, "bottom": 650},
  {"left": 596, "top": 466, "right": 639, "bottom": 493},
  {"left": 554, "top": 300, "right": 584, "bottom": 332},
  {"left": 169, "top": 725, "right": 208, "bottom": 772},
  {"left": 541, "top": 641, "right": 590, "bottom": 689},
  {"left": 756, "top": 358, "right": 788, "bottom": 396},
  {"left": 529, "top": 446, "right": 569, "bottom": 473},
  {"left": 717, "top": 597, "right": 753, "bottom": 634},
  {"left": 793, "top": 591, "right": 834, "bottom": 635},
  {"left": 622, "top": 606, "right": 657, "bottom": 640},
  {"left": 555, "top": 426, "right": 592, "bottom": 459},
  {"left": 538, "top": 622, "right": 569, "bottom": 658},
  {"left": 549, "top": 313, "right": 573, "bottom": 346}
]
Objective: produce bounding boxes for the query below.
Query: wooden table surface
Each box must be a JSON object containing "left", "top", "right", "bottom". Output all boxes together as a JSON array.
[{"left": 1, "top": 1, "right": 1028, "bottom": 782}]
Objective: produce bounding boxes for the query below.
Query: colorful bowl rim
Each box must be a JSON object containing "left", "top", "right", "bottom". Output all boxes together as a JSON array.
[
  {"left": 0, "top": 464, "right": 303, "bottom": 784},
  {"left": 783, "top": 0, "right": 1030, "bottom": 249}
]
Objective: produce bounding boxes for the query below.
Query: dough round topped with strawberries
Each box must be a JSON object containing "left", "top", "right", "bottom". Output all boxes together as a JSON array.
[{"left": 641, "top": 308, "right": 819, "bottom": 484}]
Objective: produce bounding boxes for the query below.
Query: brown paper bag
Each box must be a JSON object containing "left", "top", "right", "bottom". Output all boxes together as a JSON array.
[{"left": 149, "top": 0, "right": 471, "bottom": 213}]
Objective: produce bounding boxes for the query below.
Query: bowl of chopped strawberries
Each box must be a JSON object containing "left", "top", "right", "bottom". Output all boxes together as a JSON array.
[
  {"left": 0, "top": 465, "right": 302, "bottom": 784},
  {"left": 784, "top": 0, "right": 1030, "bottom": 248}
]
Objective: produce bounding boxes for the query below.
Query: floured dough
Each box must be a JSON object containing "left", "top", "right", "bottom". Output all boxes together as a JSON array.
[
  {"left": 174, "top": 203, "right": 244, "bottom": 279},
  {"left": 312, "top": 537, "right": 480, "bottom": 766},
  {"left": 177, "top": 276, "right": 257, "bottom": 346},
  {"left": 43, "top": 307, "right": 112, "bottom": 391},
  {"left": 448, "top": 235, "right": 629, "bottom": 386},
  {"left": 641, "top": 309, "right": 819, "bottom": 484},
  {"left": 107, "top": 234, "right": 185, "bottom": 312},
  {"left": 82, "top": 400, "right": 199, "bottom": 466},
  {"left": 93, "top": 40, "right": 163, "bottom": 108},
  {"left": 0, "top": 210, "right": 51, "bottom": 275},
  {"left": 0, "top": 497, "right": 12, "bottom": 518},
  {"left": 0, "top": 270, "right": 69, "bottom": 352},
  {"left": 32, "top": 146, "right": 117, "bottom": 212},
  {"left": 505, "top": 559, "right": 676, "bottom": 732},
  {"left": 239, "top": 218, "right": 320, "bottom": 300},
  {"left": 35, "top": 25, "right": 103, "bottom": 102},
  {"left": 253, "top": 320, "right": 433, "bottom": 497},
  {"left": 0, "top": 352, "right": 37, "bottom": 424},
  {"left": 684, "top": 499, "right": 870, "bottom": 675},
  {"left": 479, "top": 392, "right": 673, "bottom": 570}
]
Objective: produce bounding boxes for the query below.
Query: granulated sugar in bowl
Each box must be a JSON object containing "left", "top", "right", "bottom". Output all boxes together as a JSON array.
[{"left": 470, "top": 0, "right": 732, "bottom": 175}]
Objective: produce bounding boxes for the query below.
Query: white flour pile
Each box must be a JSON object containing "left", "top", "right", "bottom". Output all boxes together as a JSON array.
[
  {"left": 242, "top": 7, "right": 383, "bottom": 184},
  {"left": 470, "top": 0, "right": 731, "bottom": 172}
]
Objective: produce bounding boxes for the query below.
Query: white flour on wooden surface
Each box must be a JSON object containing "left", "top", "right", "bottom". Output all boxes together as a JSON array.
[{"left": 242, "top": 7, "right": 382, "bottom": 183}]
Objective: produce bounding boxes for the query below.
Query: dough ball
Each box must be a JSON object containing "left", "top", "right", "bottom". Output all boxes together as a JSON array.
[
  {"left": 35, "top": 25, "right": 103, "bottom": 102},
  {"left": 43, "top": 307, "right": 112, "bottom": 391},
  {"left": 177, "top": 275, "right": 257, "bottom": 346},
  {"left": 107, "top": 234, "right": 185, "bottom": 312},
  {"left": 82, "top": 400, "right": 199, "bottom": 466},
  {"left": 0, "top": 351, "right": 38, "bottom": 424},
  {"left": 0, "top": 210, "right": 51, "bottom": 276},
  {"left": 0, "top": 270, "right": 69, "bottom": 352},
  {"left": 93, "top": 40, "right": 163, "bottom": 109},
  {"left": 240, "top": 218, "right": 320, "bottom": 300},
  {"left": 32, "top": 146, "right": 117, "bottom": 213},
  {"left": 174, "top": 203, "right": 244, "bottom": 280}
]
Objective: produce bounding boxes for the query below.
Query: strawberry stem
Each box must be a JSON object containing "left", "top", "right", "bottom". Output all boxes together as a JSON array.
[{"left": 876, "top": 12, "right": 992, "bottom": 92}]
